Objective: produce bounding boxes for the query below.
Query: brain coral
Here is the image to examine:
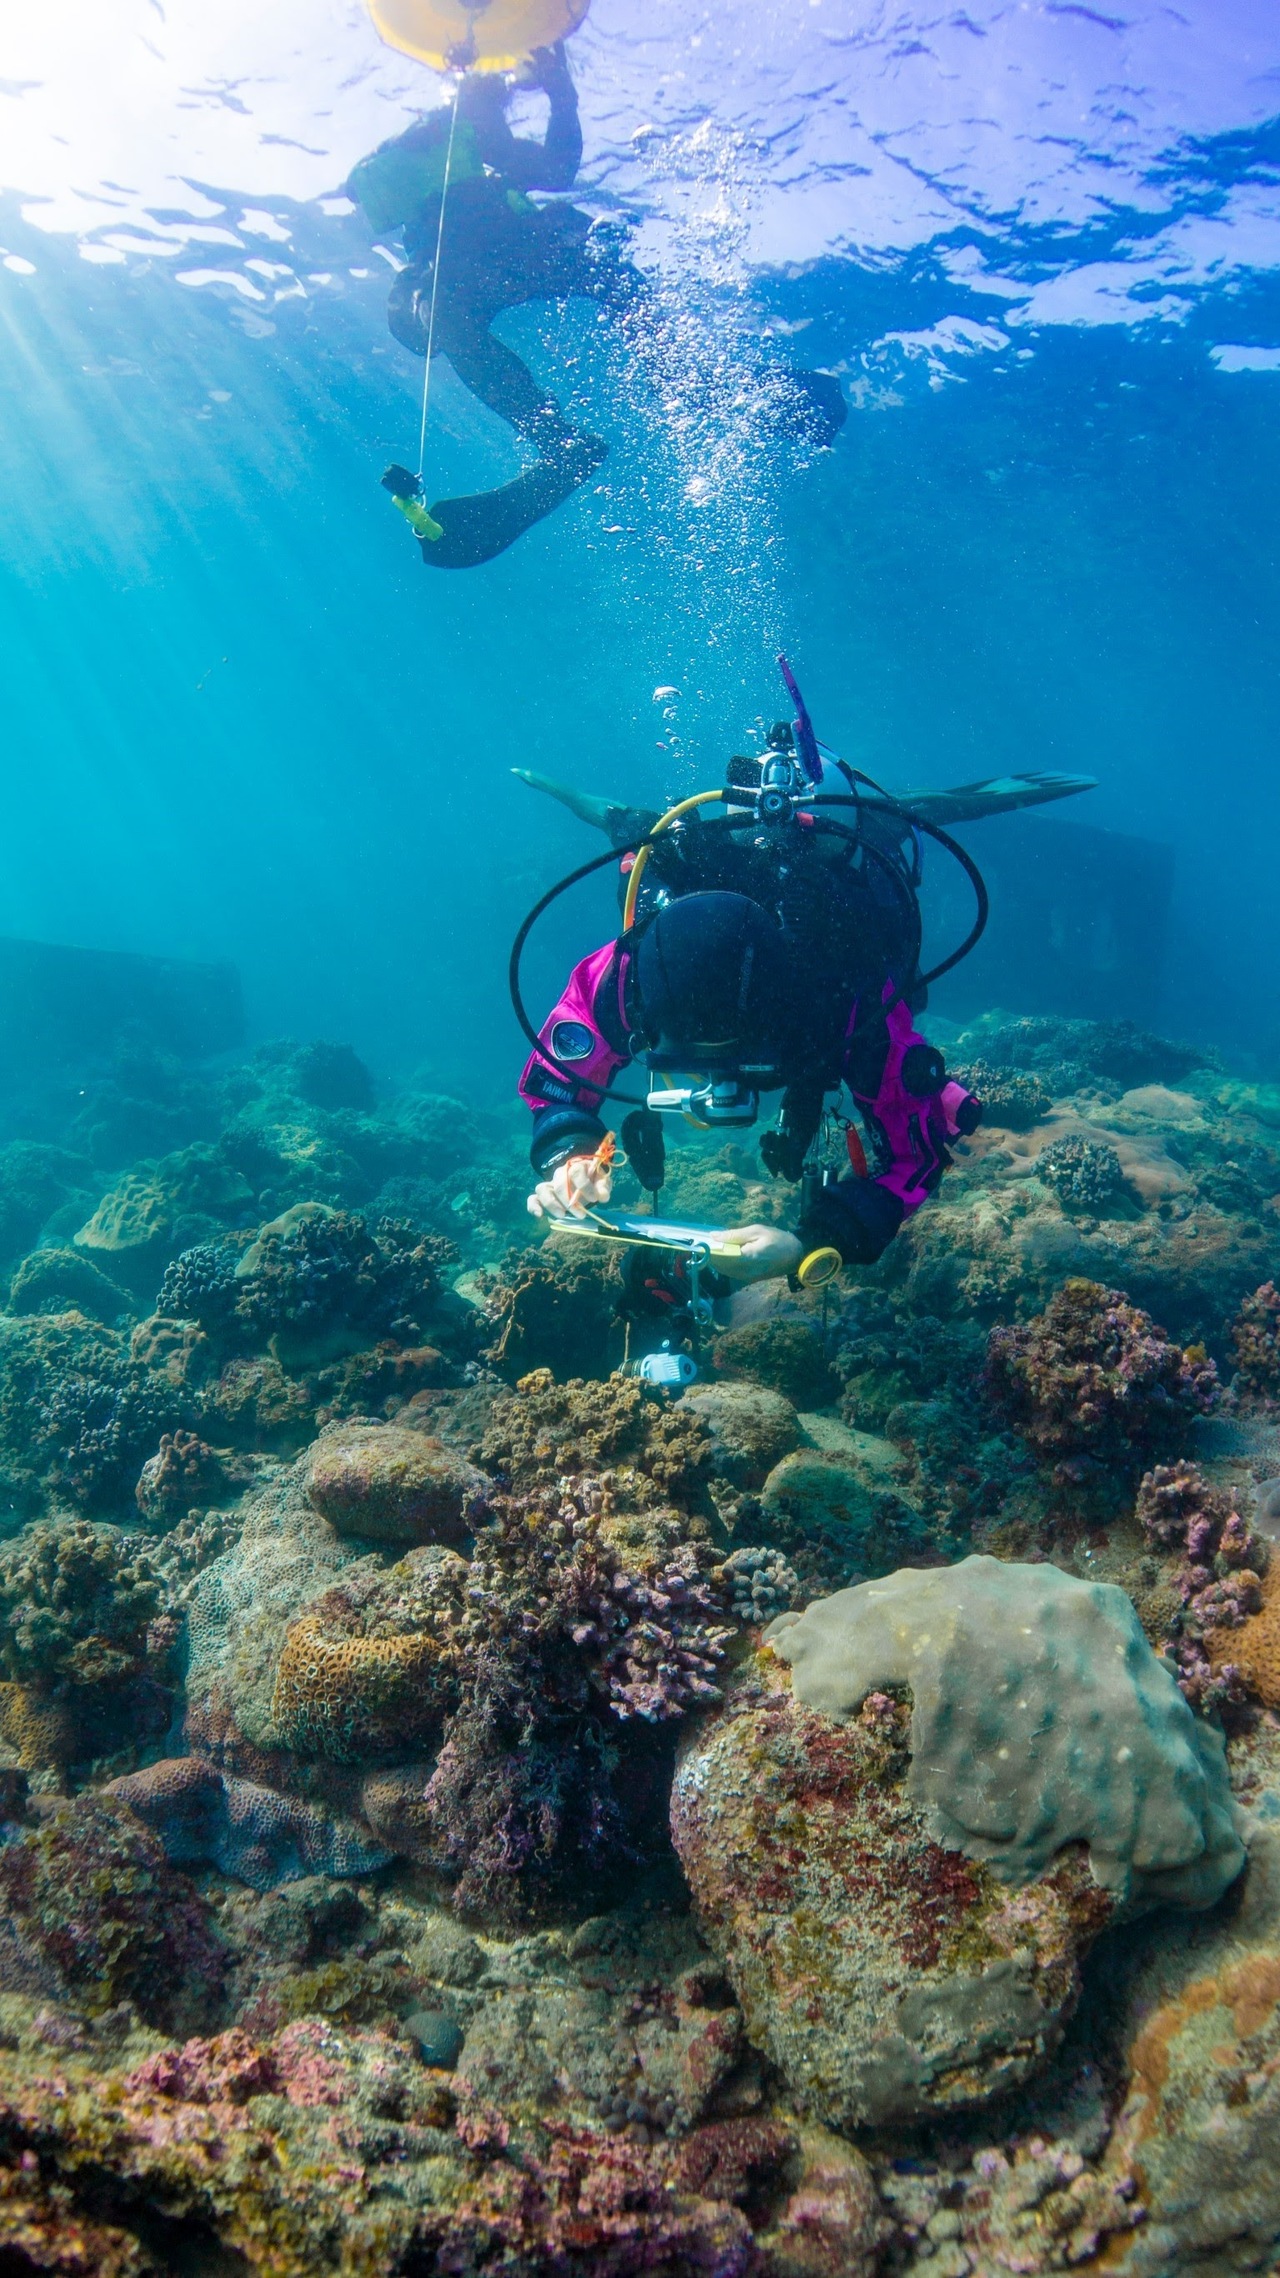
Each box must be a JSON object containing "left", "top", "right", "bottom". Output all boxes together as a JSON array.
[
  {"left": 766, "top": 1556, "right": 1244, "bottom": 1909},
  {"left": 270, "top": 1546, "right": 465, "bottom": 1762},
  {"left": 107, "top": 1756, "right": 391, "bottom": 1891}
]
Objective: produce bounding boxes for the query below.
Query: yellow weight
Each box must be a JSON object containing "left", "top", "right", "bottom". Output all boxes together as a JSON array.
[
  {"left": 796, "top": 1245, "right": 842, "bottom": 1290},
  {"left": 368, "top": 0, "right": 590, "bottom": 72}
]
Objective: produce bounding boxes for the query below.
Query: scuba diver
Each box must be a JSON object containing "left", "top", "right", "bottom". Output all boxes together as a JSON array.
[
  {"left": 351, "top": 48, "right": 847, "bottom": 570},
  {"left": 515, "top": 670, "right": 1096, "bottom": 1296}
]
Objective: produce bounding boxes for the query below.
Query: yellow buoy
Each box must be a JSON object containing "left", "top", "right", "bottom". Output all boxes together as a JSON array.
[{"left": 367, "top": 0, "right": 590, "bottom": 73}]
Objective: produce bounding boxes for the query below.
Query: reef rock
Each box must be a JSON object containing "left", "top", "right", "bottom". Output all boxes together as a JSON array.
[
  {"left": 302, "top": 1417, "right": 485, "bottom": 1545},
  {"left": 671, "top": 1558, "right": 1244, "bottom": 2131},
  {"left": 682, "top": 1380, "right": 801, "bottom": 1489}
]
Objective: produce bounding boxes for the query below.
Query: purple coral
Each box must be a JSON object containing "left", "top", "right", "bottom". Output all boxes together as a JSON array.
[
  {"left": 1137, "top": 1461, "right": 1266, "bottom": 1718},
  {"left": 415, "top": 1486, "right": 734, "bottom": 1917},
  {"left": 983, "top": 1279, "right": 1219, "bottom": 1466}
]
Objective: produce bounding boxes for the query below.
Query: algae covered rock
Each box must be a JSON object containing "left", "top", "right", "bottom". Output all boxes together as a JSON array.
[
  {"left": 682, "top": 1380, "right": 801, "bottom": 1489},
  {"left": 671, "top": 1557, "right": 1244, "bottom": 2132},
  {"left": 711, "top": 1317, "right": 837, "bottom": 1407},
  {"left": 760, "top": 1446, "right": 926, "bottom": 1581},
  {"left": 6, "top": 1245, "right": 132, "bottom": 1323},
  {"left": 303, "top": 1418, "right": 485, "bottom": 1545}
]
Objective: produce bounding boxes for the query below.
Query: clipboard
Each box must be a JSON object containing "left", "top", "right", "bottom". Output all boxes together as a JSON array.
[{"left": 548, "top": 1207, "right": 746, "bottom": 1259}]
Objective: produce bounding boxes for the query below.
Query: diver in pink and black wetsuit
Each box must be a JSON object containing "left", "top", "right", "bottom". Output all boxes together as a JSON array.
[{"left": 518, "top": 725, "right": 984, "bottom": 1288}]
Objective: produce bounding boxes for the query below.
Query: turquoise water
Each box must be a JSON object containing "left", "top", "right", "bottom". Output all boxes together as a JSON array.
[{"left": 0, "top": 1, "right": 1278, "bottom": 1079}]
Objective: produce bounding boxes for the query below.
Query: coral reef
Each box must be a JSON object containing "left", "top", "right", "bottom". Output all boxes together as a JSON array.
[
  {"left": 7, "top": 1245, "right": 132, "bottom": 1323},
  {"left": 1037, "top": 1133, "right": 1130, "bottom": 1212},
  {"left": 5, "top": 1022, "right": 1280, "bottom": 2267},
  {"left": 983, "top": 1278, "right": 1219, "bottom": 1467},
  {"left": 682, "top": 1380, "right": 802, "bottom": 1489},
  {"left": 0, "top": 1792, "right": 226, "bottom": 2029},
  {"left": 1230, "top": 1278, "right": 1280, "bottom": 1397},
  {"left": 710, "top": 1318, "right": 837, "bottom": 1408}
]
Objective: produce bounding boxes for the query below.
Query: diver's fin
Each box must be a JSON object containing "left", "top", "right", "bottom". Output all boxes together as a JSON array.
[
  {"left": 512, "top": 769, "right": 660, "bottom": 852},
  {"left": 897, "top": 772, "right": 1098, "bottom": 825},
  {"left": 512, "top": 770, "right": 619, "bottom": 835},
  {"left": 420, "top": 434, "right": 607, "bottom": 571}
]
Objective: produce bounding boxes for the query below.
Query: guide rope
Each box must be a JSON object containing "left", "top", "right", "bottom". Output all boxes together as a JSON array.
[{"left": 416, "top": 85, "right": 460, "bottom": 479}]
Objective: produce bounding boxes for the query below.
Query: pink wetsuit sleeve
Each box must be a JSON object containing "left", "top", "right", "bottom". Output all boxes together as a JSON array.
[
  {"left": 518, "top": 942, "right": 631, "bottom": 1116},
  {"left": 847, "top": 996, "right": 977, "bottom": 1218}
]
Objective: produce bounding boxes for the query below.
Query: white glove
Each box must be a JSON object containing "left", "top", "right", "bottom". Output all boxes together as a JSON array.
[
  {"left": 527, "top": 1152, "right": 614, "bottom": 1222},
  {"left": 715, "top": 1224, "right": 804, "bottom": 1284}
]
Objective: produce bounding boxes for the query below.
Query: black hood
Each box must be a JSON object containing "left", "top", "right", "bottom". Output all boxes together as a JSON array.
[{"left": 632, "top": 892, "right": 796, "bottom": 1070}]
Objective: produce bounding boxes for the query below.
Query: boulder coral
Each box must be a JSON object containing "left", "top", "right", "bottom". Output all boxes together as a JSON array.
[
  {"left": 302, "top": 1417, "right": 485, "bottom": 1544},
  {"left": 767, "top": 1556, "right": 1243, "bottom": 1905}
]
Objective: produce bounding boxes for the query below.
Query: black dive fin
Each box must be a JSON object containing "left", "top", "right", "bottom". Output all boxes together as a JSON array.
[
  {"left": 896, "top": 772, "right": 1098, "bottom": 825},
  {"left": 421, "top": 435, "right": 607, "bottom": 570}
]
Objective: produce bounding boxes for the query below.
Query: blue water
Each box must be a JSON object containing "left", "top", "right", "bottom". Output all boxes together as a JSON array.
[{"left": 0, "top": 0, "right": 1278, "bottom": 1082}]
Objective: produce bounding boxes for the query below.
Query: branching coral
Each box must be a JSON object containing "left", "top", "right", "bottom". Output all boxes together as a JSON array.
[
  {"left": 952, "top": 1061, "right": 1053, "bottom": 1130},
  {"left": 476, "top": 1368, "right": 713, "bottom": 1512},
  {"left": 1230, "top": 1281, "right": 1280, "bottom": 1398},
  {"left": 983, "top": 1279, "right": 1218, "bottom": 1466},
  {"left": 1037, "top": 1135, "right": 1130, "bottom": 1212},
  {"left": 0, "top": 1521, "right": 163, "bottom": 1692},
  {"left": 134, "top": 1430, "right": 224, "bottom": 1526}
]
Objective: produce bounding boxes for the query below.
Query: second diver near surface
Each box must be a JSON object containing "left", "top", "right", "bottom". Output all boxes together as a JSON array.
[
  {"left": 352, "top": 46, "right": 847, "bottom": 569},
  {"left": 516, "top": 685, "right": 1096, "bottom": 1298}
]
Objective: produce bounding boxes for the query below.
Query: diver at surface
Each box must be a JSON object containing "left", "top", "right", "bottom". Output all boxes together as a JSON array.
[
  {"left": 352, "top": 47, "right": 848, "bottom": 570},
  {"left": 516, "top": 712, "right": 1096, "bottom": 1291}
]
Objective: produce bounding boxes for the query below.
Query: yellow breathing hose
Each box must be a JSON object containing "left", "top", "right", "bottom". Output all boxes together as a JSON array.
[{"left": 622, "top": 789, "right": 724, "bottom": 933}]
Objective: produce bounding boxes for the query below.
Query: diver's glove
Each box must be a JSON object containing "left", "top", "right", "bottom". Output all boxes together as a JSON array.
[
  {"left": 528, "top": 1142, "right": 614, "bottom": 1223},
  {"left": 799, "top": 1175, "right": 904, "bottom": 1267}
]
